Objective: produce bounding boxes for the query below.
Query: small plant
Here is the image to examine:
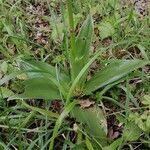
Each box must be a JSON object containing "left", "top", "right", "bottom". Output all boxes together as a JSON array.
[
  {"left": 111, "top": 95, "right": 150, "bottom": 149},
  {"left": 129, "top": 95, "right": 150, "bottom": 133},
  {"left": 2, "top": 0, "right": 149, "bottom": 149}
]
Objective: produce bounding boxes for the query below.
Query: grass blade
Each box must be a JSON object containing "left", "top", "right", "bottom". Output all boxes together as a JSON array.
[
  {"left": 49, "top": 100, "right": 77, "bottom": 150},
  {"left": 21, "top": 100, "right": 59, "bottom": 119}
]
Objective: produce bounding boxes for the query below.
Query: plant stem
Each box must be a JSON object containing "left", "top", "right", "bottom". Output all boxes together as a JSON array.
[
  {"left": 67, "top": 0, "right": 76, "bottom": 80},
  {"left": 67, "top": 0, "right": 74, "bottom": 33}
]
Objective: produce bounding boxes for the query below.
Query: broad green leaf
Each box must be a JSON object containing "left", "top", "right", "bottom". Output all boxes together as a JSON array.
[
  {"left": 103, "top": 138, "right": 123, "bottom": 150},
  {"left": 9, "top": 78, "right": 61, "bottom": 100},
  {"left": 84, "top": 60, "right": 149, "bottom": 94},
  {"left": 71, "top": 15, "right": 93, "bottom": 86},
  {"left": 0, "top": 87, "right": 14, "bottom": 99},
  {"left": 51, "top": 22, "right": 64, "bottom": 41},
  {"left": 19, "top": 59, "right": 70, "bottom": 93},
  {"left": 66, "top": 49, "right": 105, "bottom": 104},
  {"left": 123, "top": 121, "right": 142, "bottom": 141},
  {"left": 71, "top": 106, "right": 108, "bottom": 146},
  {"left": 98, "top": 21, "right": 115, "bottom": 40},
  {"left": 20, "top": 60, "right": 69, "bottom": 83},
  {"left": 143, "top": 95, "right": 150, "bottom": 106},
  {"left": 1, "top": 61, "right": 8, "bottom": 74},
  {"left": 75, "top": 15, "right": 93, "bottom": 59},
  {"left": 20, "top": 60, "right": 70, "bottom": 83},
  {"left": 20, "top": 60, "right": 56, "bottom": 76}
]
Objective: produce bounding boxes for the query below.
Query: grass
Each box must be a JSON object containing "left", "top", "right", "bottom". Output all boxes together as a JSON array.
[{"left": 0, "top": 0, "right": 150, "bottom": 149}]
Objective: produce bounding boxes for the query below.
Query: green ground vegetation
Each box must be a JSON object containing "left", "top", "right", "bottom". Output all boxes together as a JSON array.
[{"left": 0, "top": 0, "right": 150, "bottom": 149}]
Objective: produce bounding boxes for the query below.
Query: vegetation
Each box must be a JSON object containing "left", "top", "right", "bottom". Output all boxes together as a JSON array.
[{"left": 0, "top": 0, "right": 150, "bottom": 149}]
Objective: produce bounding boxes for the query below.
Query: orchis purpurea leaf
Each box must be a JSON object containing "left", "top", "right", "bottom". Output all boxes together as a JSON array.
[
  {"left": 84, "top": 59, "right": 149, "bottom": 94},
  {"left": 71, "top": 106, "right": 108, "bottom": 146},
  {"left": 19, "top": 59, "right": 70, "bottom": 95},
  {"left": 71, "top": 15, "right": 93, "bottom": 88},
  {"left": 9, "top": 77, "right": 61, "bottom": 100},
  {"left": 19, "top": 59, "right": 70, "bottom": 84}
]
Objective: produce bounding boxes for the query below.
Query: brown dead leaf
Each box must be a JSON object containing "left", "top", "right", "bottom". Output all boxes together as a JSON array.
[
  {"left": 73, "top": 123, "right": 79, "bottom": 132},
  {"left": 79, "top": 99, "right": 95, "bottom": 109},
  {"left": 108, "top": 127, "right": 120, "bottom": 140}
]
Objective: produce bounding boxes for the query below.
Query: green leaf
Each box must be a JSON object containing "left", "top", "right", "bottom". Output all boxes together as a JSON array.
[
  {"left": 71, "top": 106, "right": 108, "bottom": 146},
  {"left": 85, "top": 136, "right": 94, "bottom": 150},
  {"left": 115, "top": 113, "right": 126, "bottom": 124},
  {"left": 146, "top": 116, "right": 150, "bottom": 129},
  {"left": 0, "top": 71, "right": 23, "bottom": 86},
  {"left": 71, "top": 144, "right": 85, "bottom": 150},
  {"left": 137, "top": 44, "right": 149, "bottom": 60},
  {"left": 20, "top": 60, "right": 70, "bottom": 87},
  {"left": 0, "top": 87, "right": 14, "bottom": 99},
  {"left": 20, "top": 60, "right": 56, "bottom": 76},
  {"left": 66, "top": 49, "right": 105, "bottom": 104},
  {"left": 49, "top": 100, "right": 77, "bottom": 150},
  {"left": 20, "top": 60, "right": 69, "bottom": 82},
  {"left": 21, "top": 100, "right": 59, "bottom": 119},
  {"left": 143, "top": 95, "right": 150, "bottom": 106},
  {"left": 52, "top": 22, "right": 64, "bottom": 41},
  {"left": 123, "top": 121, "right": 142, "bottom": 141},
  {"left": 71, "top": 15, "right": 93, "bottom": 86},
  {"left": 75, "top": 15, "right": 93, "bottom": 59},
  {"left": 98, "top": 21, "right": 115, "bottom": 40},
  {"left": 19, "top": 60, "right": 70, "bottom": 95},
  {"left": 18, "top": 111, "right": 36, "bottom": 129},
  {"left": 0, "top": 141, "right": 7, "bottom": 150},
  {"left": 103, "top": 138, "right": 123, "bottom": 150},
  {"left": 1, "top": 61, "right": 8, "bottom": 74},
  {"left": 9, "top": 78, "right": 61, "bottom": 100},
  {"left": 84, "top": 60, "right": 149, "bottom": 94}
]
